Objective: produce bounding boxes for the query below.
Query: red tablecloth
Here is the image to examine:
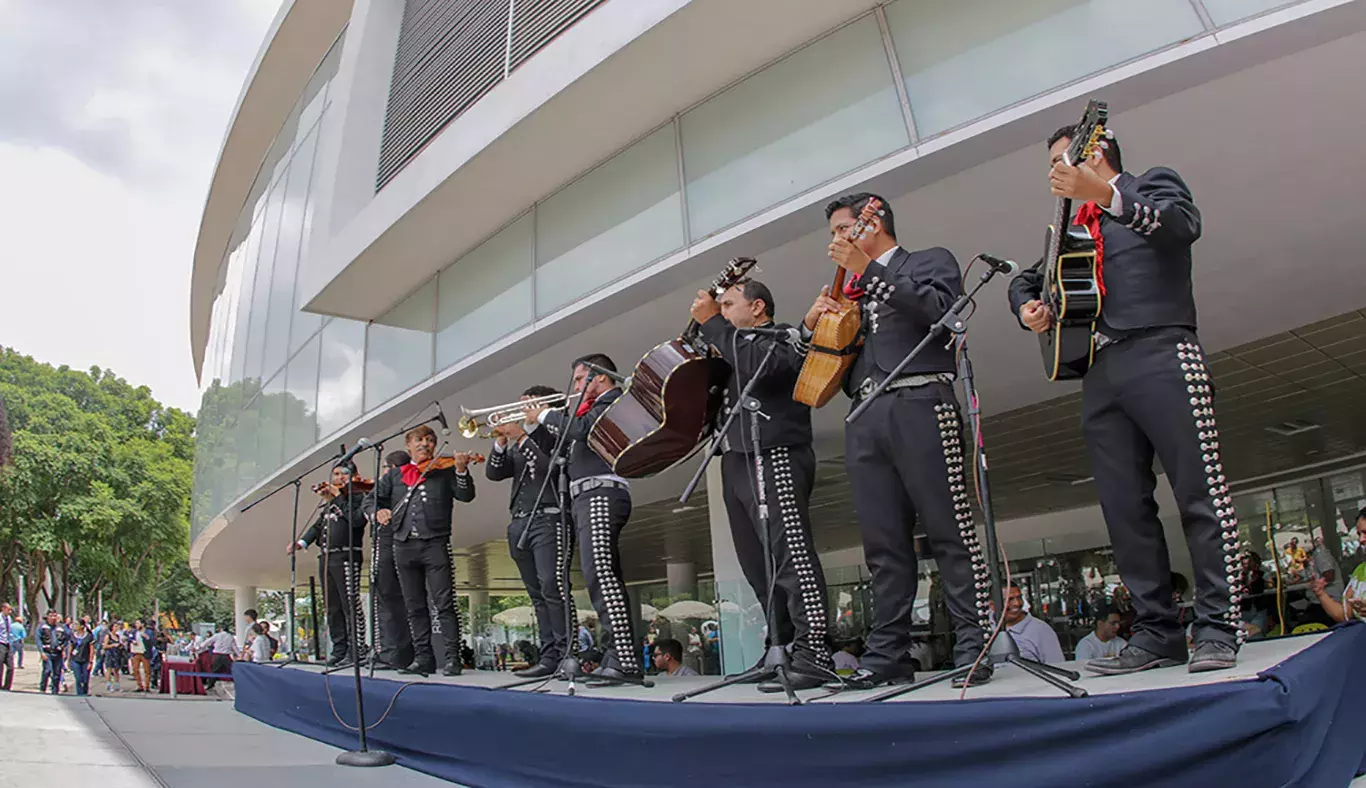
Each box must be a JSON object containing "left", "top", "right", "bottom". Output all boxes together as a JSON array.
[{"left": 159, "top": 652, "right": 214, "bottom": 695}]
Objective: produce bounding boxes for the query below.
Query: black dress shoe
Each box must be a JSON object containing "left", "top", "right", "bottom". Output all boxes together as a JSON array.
[
  {"left": 325, "top": 653, "right": 349, "bottom": 668},
  {"left": 1086, "top": 644, "right": 1185, "bottom": 676},
  {"left": 514, "top": 662, "right": 557, "bottom": 678},
  {"left": 950, "top": 663, "right": 993, "bottom": 689},
  {"left": 585, "top": 666, "right": 645, "bottom": 687},
  {"left": 824, "top": 667, "right": 912, "bottom": 691},
  {"left": 401, "top": 660, "right": 435, "bottom": 676},
  {"left": 442, "top": 660, "right": 463, "bottom": 676},
  {"left": 757, "top": 669, "right": 826, "bottom": 694},
  {"left": 370, "top": 660, "right": 398, "bottom": 672},
  {"left": 1188, "top": 641, "right": 1237, "bottom": 673}
]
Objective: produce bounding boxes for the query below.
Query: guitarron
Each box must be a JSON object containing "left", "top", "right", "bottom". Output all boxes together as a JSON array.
[
  {"left": 792, "top": 197, "right": 883, "bottom": 407},
  {"left": 1038, "top": 99, "right": 1109, "bottom": 381},
  {"left": 588, "top": 257, "right": 760, "bottom": 478}
]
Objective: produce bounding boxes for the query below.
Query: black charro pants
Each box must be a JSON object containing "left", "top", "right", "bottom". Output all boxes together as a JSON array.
[
  {"left": 372, "top": 528, "right": 413, "bottom": 668},
  {"left": 572, "top": 487, "right": 638, "bottom": 673},
  {"left": 393, "top": 536, "right": 462, "bottom": 666},
  {"left": 321, "top": 550, "right": 364, "bottom": 660},
  {"left": 509, "top": 511, "right": 568, "bottom": 664},
  {"left": 845, "top": 383, "right": 991, "bottom": 674},
  {"left": 721, "top": 444, "right": 832, "bottom": 670},
  {"left": 1082, "top": 328, "right": 1240, "bottom": 659}
]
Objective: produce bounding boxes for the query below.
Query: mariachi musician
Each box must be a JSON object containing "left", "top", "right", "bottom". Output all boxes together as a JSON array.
[
  {"left": 801, "top": 193, "right": 992, "bottom": 690},
  {"left": 524, "top": 354, "right": 642, "bottom": 682},
  {"left": 370, "top": 450, "right": 414, "bottom": 671},
  {"left": 288, "top": 461, "right": 372, "bottom": 668},
  {"left": 1009, "top": 124, "right": 1239, "bottom": 675},
  {"left": 374, "top": 425, "right": 477, "bottom": 676},
  {"left": 487, "top": 385, "right": 568, "bottom": 679},
  {"left": 690, "top": 278, "right": 834, "bottom": 691}
]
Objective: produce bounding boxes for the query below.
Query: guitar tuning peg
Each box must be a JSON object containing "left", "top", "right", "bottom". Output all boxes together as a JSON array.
[{"left": 1104, "top": 129, "right": 1114, "bottom": 138}]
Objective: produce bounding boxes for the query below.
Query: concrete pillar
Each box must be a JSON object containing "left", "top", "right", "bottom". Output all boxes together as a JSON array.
[
  {"left": 666, "top": 562, "right": 697, "bottom": 598},
  {"left": 706, "top": 461, "right": 762, "bottom": 675},
  {"left": 234, "top": 587, "right": 257, "bottom": 649}
]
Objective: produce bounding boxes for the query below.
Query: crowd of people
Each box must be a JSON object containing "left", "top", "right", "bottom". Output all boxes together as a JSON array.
[{"left": 0, "top": 606, "right": 176, "bottom": 695}]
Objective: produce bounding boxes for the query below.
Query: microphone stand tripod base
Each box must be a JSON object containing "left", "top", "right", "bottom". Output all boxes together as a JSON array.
[
  {"left": 335, "top": 749, "right": 397, "bottom": 768},
  {"left": 672, "top": 645, "right": 801, "bottom": 706}
]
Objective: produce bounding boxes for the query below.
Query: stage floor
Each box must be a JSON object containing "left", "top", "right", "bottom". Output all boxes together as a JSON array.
[{"left": 279, "top": 631, "right": 1324, "bottom": 704}]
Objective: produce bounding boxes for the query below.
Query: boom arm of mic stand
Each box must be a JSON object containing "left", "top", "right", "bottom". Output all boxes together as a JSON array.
[
  {"left": 679, "top": 342, "right": 779, "bottom": 505},
  {"left": 846, "top": 265, "right": 1003, "bottom": 425}
]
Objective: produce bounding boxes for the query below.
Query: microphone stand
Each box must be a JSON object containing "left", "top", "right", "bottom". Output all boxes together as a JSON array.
[
  {"left": 847, "top": 258, "right": 1086, "bottom": 701},
  {"left": 672, "top": 341, "right": 805, "bottom": 704},
  {"left": 497, "top": 371, "right": 650, "bottom": 693},
  {"left": 241, "top": 447, "right": 345, "bottom": 667}
]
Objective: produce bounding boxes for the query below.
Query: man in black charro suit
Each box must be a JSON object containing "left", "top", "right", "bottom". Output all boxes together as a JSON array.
[
  {"left": 801, "top": 194, "right": 993, "bottom": 691},
  {"left": 1009, "top": 124, "right": 1240, "bottom": 675},
  {"left": 289, "top": 461, "right": 371, "bottom": 668}
]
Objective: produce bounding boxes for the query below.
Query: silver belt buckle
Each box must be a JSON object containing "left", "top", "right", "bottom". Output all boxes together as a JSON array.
[
  {"left": 1094, "top": 331, "right": 1114, "bottom": 350},
  {"left": 857, "top": 378, "right": 875, "bottom": 400}
]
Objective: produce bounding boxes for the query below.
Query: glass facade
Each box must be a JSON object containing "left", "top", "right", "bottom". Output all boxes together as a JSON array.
[
  {"left": 198, "top": 0, "right": 1272, "bottom": 538},
  {"left": 1202, "top": 0, "right": 1302, "bottom": 27}
]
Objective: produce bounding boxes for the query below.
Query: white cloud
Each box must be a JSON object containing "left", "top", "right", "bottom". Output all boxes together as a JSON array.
[{"left": 0, "top": 0, "right": 281, "bottom": 412}]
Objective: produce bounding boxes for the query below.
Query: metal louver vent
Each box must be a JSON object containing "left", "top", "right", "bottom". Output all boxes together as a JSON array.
[
  {"left": 508, "top": 0, "right": 606, "bottom": 71},
  {"left": 376, "top": 0, "right": 609, "bottom": 191}
]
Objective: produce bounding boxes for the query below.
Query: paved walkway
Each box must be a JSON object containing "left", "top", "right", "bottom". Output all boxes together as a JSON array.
[{"left": 0, "top": 670, "right": 454, "bottom": 787}]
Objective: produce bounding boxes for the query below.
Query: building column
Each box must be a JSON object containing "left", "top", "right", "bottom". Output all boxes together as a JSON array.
[
  {"left": 235, "top": 587, "right": 257, "bottom": 649},
  {"left": 706, "top": 462, "right": 762, "bottom": 675},
  {"left": 666, "top": 561, "right": 696, "bottom": 598}
]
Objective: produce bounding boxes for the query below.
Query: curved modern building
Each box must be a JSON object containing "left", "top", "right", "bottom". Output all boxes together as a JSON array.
[{"left": 192, "top": 0, "right": 1366, "bottom": 668}]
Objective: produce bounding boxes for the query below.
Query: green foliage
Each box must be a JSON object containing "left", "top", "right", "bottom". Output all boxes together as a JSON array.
[{"left": 0, "top": 347, "right": 201, "bottom": 627}]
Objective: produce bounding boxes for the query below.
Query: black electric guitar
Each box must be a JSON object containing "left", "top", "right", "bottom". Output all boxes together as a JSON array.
[{"left": 1038, "top": 99, "right": 1109, "bottom": 381}]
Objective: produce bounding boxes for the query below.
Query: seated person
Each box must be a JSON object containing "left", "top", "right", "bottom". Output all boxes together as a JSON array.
[
  {"left": 1074, "top": 608, "right": 1127, "bottom": 662},
  {"left": 651, "top": 638, "right": 698, "bottom": 677},
  {"left": 995, "top": 585, "right": 1064, "bottom": 664},
  {"left": 832, "top": 639, "right": 863, "bottom": 673},
  {"left": 1311, "top": 509, "right": 1366, "bottom": 623}
]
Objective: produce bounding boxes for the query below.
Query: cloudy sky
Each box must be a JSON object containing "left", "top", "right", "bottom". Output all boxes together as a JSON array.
[{"left": 0, "top": 0, "right": 281, "bottom": 412}]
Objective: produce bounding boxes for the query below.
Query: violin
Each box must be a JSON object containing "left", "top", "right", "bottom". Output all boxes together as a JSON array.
[
  {"left": 413, "top": 453, "right": 486, "bottom": 473},
  {"left": 311, "top": 478, "right": 376, "bottom": 498}
]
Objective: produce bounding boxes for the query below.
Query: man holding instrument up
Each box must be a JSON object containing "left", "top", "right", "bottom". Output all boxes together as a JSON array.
[
  {"left": 525, "top": 355, "right": 642, "bottom": 682},
  {"left": 487, "top": 385, "right": 568, "bottom": 679},
  {"left": 371, "top": 450, "right": 414, "bottom": 671},
  {"left": 802, "top": 193, "right": 992, "bottom": 690},
  {"left": 690, "top": 278, "right": 834, "bottom": 691},
  {"left": 1009, "top": 124, "right": 1239, "bottom": 674},
  {"left": 288, "top": 461, "right": 371, "bottom": 668},
  {"left": 374, "top": 426, "right": 476, "bottom": 676}
]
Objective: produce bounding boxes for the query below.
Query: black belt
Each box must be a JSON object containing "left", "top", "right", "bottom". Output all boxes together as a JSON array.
[
  {"left": 569, "top": 477, "right": 629, "bottom": 498},
  {"left": 512, "top": 506, "right": 561, "bottom": 519},
  {"left": 323, "top": 547, "right": 364, "bottom": 555}
]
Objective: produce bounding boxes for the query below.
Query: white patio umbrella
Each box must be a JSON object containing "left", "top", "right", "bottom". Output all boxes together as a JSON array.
[
  {"left": 658, "top": 600, "right": 717, "bottom": 621},
  {"left": 640, "top": 603, "right": 660, "bottom": 620},
  {"left": 492, "top": 606, "right": 536, "bottom": 628}
]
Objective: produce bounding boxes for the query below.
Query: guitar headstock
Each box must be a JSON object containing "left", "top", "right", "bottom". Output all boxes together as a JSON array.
[
  {"left": 1066, "top": 99, "right": 1110, "bottom": 167},
  {"left": 848, "top": 197, "right": 885, "bottom": 242},
  {"left": 710, "top": 256, "right": 759, "bottom": 296}
]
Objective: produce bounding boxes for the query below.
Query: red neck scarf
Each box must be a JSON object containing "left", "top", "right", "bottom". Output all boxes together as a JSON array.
[
  {"left": 400, "top": 463, "right": 423, "bottom": 487},
  {"left": 843, "top": 274, "right": 865, "bottom": 300},
  {"left": 1074, "top": 201, "right": 1107, "bottom": 296},
  {"left": 575, "top": 394, "right": 597, "bottom": 418}
]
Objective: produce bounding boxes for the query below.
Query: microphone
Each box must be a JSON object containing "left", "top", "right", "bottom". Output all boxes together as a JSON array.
[
  {"left": 433, "top": 403, "right": 451, "bottom": 436},
  {"left": 580, "top": 361, "right": 629, "bottom": 385},
  {"left": 978, "top": 254, "right": 1020, "bottom": 276},
  {"left": 338, "top": 438, "right": 372, "bottom": 465},
  {"left": 745, "top": 325, "right": 802, "bottom": 342}
]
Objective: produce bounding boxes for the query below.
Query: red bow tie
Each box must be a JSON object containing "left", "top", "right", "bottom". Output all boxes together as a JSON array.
[
  {"left": 400, "top": 463, "right": 422, "bottom": 487},
  {"left": 575, "top": 395, "right": 597, "bottom": 418},
  {"left": 843, "top": 275, "right": 866, "bottom": 299}
]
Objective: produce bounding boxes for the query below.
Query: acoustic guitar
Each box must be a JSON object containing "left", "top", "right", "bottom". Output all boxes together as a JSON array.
[
  {"left": 792, "top": 197, "right": 883, "bottom": 407},
  {"left": 588, "top": 257, "right": 759, "bottom": 478},
  {"left": 1037, "top": 99, "right": 1109, "bottom": 381}
]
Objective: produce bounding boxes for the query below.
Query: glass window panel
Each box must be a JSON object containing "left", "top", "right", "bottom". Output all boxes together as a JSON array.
[
  {"left": 681, "top": 17, "right": 908, "bottom": 241},
  {"left": 288, "top": 127, "right": 325, "bottom": 355},
  {"left": 535, "top": 125, "right": 683, "bottom": 316},
  {"left": 284, "top": 335, "right": 322, "bottom": 460},
  {"left": 317, "top": 318, "right": 366, "bottom": 439},
  {"left": 228, "top": 227, "right": 259, "bottom": 385},
  {"left": 365, "top": 281, "right": 436, "bottom": 409},
  {"left": 261, "top": 127, "right": 317, "bottom": 361},
  {"left": 437, "top": 213, "right": 534, "bottom": 370},
  {"left": 256, "top": 370, "right": 287, "bottom": 477},
  {"left": 1202, "top": 0, "right": 1298, "bottom": 26},
  {"left": 244, "top": 182, "right": 286, "bottom": 384},
  {"left": 885, "top": 0, "right": 1204, "bottom": 137},
  {"left": 234, "top": 391, "right": 262, "bottom": 502}
]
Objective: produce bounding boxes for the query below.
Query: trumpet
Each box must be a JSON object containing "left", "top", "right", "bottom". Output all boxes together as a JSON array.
[{"left": 457, "top": 391, "right": 581, "bottom": 439}]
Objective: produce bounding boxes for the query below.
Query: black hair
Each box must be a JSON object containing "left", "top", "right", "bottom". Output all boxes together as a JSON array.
[
  {"left": 572, "top": 353, "right": 616, "bottom": 375},
  {"left": 250, "top": 623, "right": 263, "bottom": 636},
  {"left": 1047, "top": 123, "right": 1123, "bottom": 173},
  {"left": 523, "top": 385, "right": 560, "bottom": 398},
  {"left": 334, "top": 461, "right": 357, "bottom": 477},
  {"left": 1357, "top": 506, "right": 1366, "bottom": 523},
  {"left": 244, "top": 609, "right": 258, "bottom": 621},
  {"left": 385, "top": 450, "right": 410, "bottom": 468},
  {"left": 734, "top": 278, "right": 776, "bottom": 319},
  {"left": 824, "top": 192, "right": 896, "bottom": 241},
  {"left": 654, "top": 637, "right": 683, "bottom": 662}
]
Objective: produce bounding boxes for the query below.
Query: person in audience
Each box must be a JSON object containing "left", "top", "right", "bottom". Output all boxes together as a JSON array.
[
  {"left": 200, "top": 626, "right": 237, "bottom": 689},
  {"left": 995, "top": 585, "right": 1065, "bottom": 664},
  {"left": 248, "top": 623, "right": 271, "bottom": 663},
  {"left": 1074, "top": 608, "right": 1128, "bottom": 662},
  {"left": 68, "top": 619, "right": 95, "bottom": 696},
  {"left": 1310, "top": 535, "right": 1344, "bottom": 600},
  {"left": 10, "top": 614, "right": 26, "bottom": 669},
  {"left": 652, "top": 638, "right": 698, "bottom": 677},
  {"left": 103, "top": 620, "right": 124, "bottom": 693},
  {"left": 38, "top": 610, "right": 70, "bottom": 695},
  {"left": 832, "top": 639, "right": 863, "bottom": 672},
  {"left": 1311, "top": 508, "right": 1366, "bottom": 623},
  {"left": 0, "top": 603, "right": 14, "bottom": 691},
  {"left": 127, "top": 619, "right": 153, "bottom": 692}
]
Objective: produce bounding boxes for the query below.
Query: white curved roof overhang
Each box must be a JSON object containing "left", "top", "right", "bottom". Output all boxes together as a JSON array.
[{"left": 188, "top": 0, "right": 350, "bottom": 378}]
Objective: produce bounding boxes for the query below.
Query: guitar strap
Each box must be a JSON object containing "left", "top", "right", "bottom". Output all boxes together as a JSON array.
[{"left": 1074, "top": 201, "right": 1107, "bottom": 296}]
